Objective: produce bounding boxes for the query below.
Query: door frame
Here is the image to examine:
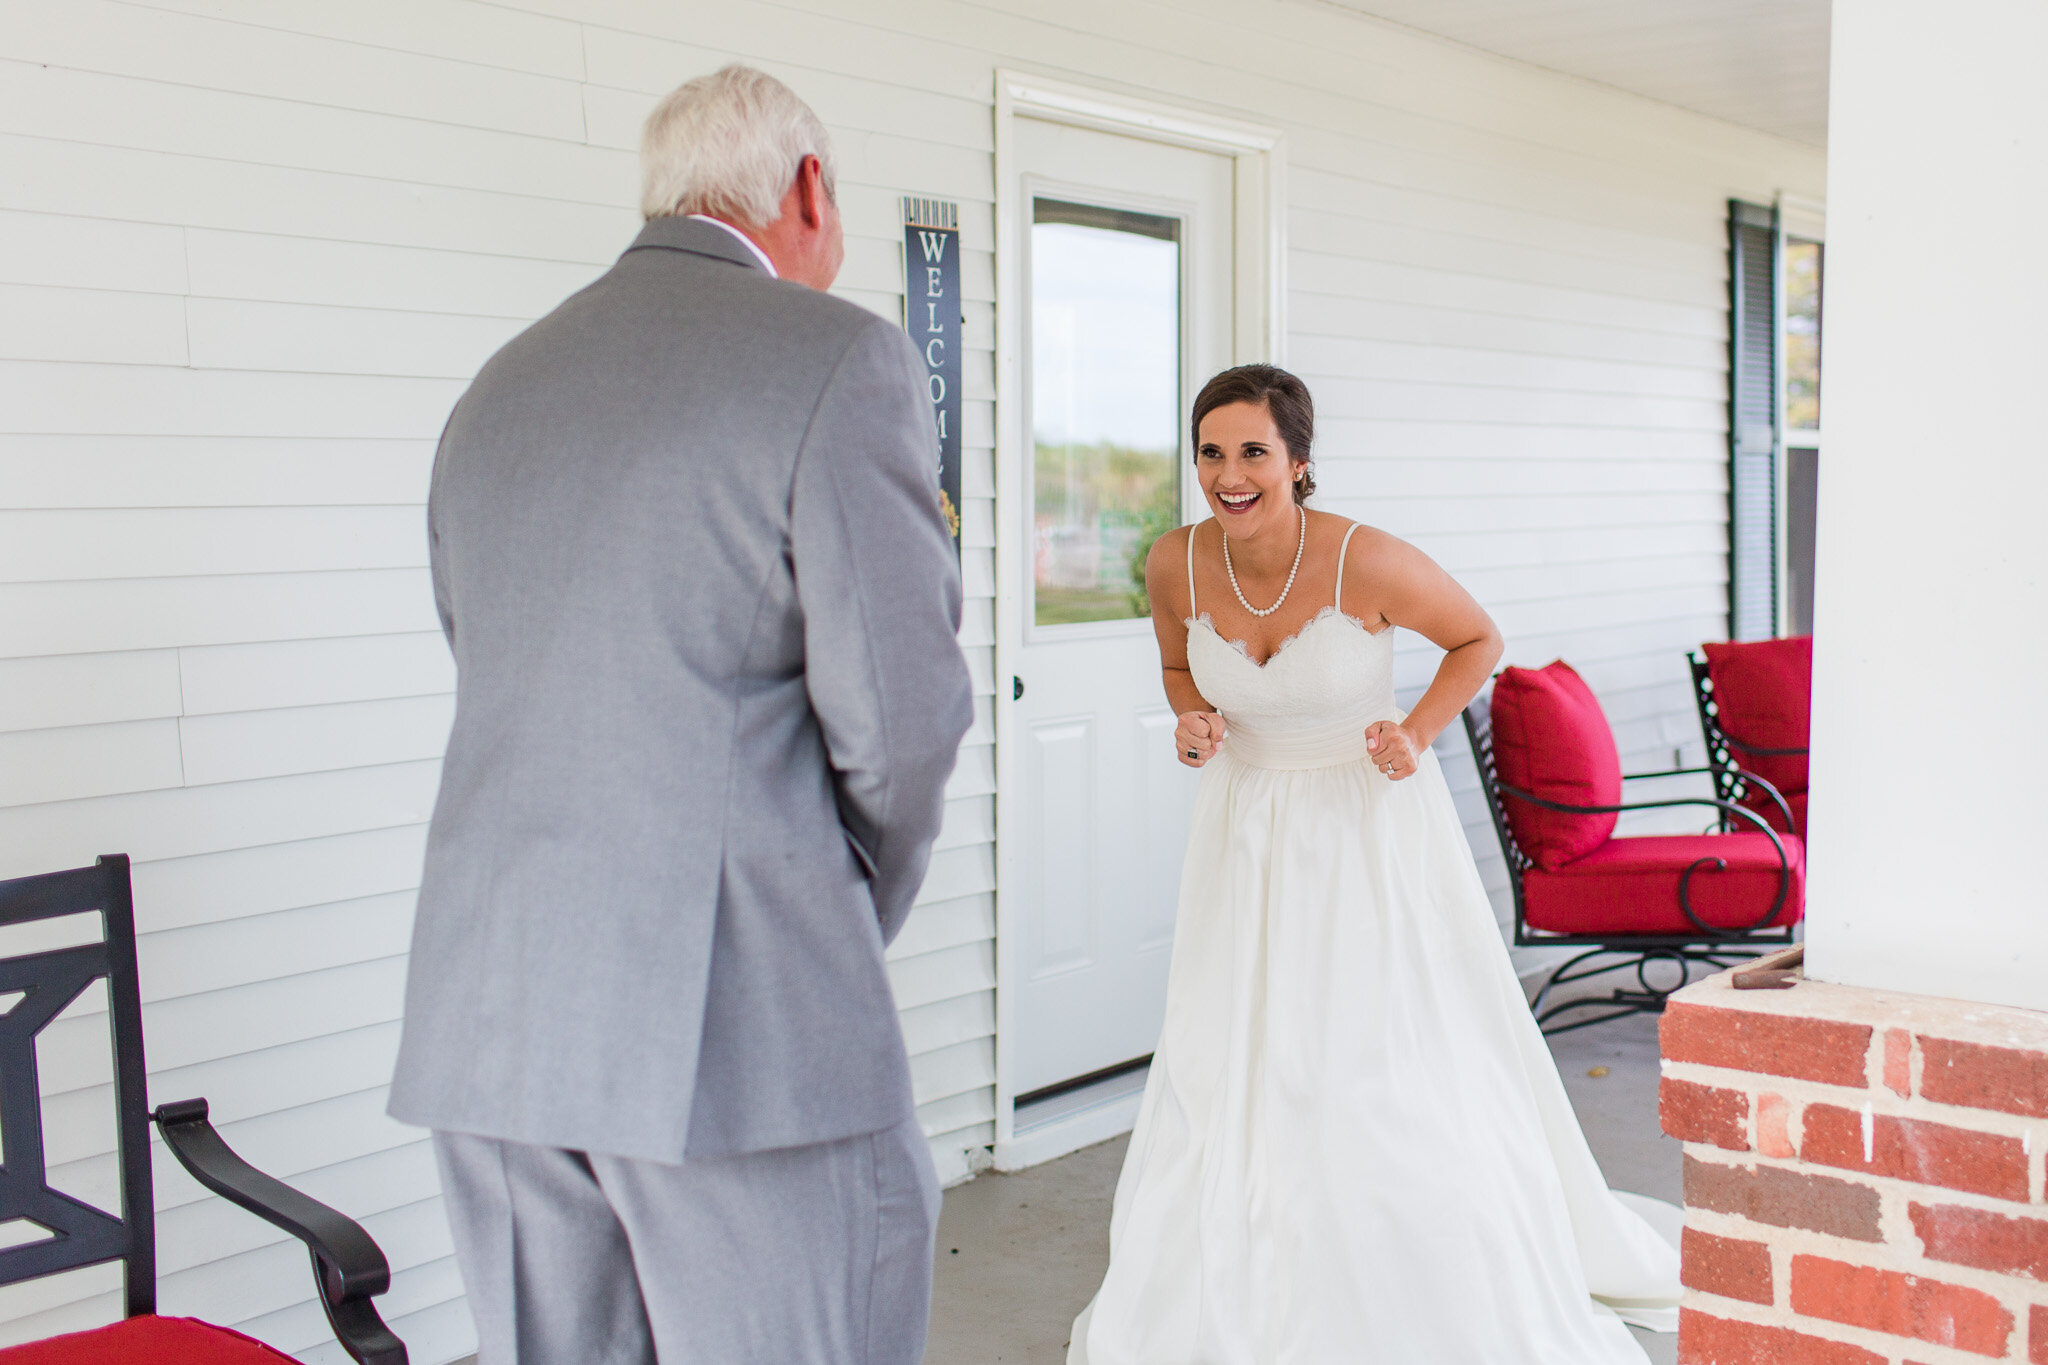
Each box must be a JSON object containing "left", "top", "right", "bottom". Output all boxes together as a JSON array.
[{"left": 991, "top": 70, "right": 1285, "bottom": 1169}]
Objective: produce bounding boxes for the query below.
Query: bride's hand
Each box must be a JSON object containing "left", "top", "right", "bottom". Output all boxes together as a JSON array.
[
  {"left": 1366, "top": 721, "right": 1418, "bottom": 781},
  {"left": 1176, "top": 711, "right": 1227, "bottom": 768}
]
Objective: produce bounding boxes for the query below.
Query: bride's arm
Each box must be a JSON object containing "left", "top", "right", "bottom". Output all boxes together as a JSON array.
[
  {"left": 1146, "top": 528, "right": 1225, "bottom": 766},
  {"left": 1347, "top": 526, "right": 1502, "bottom": 754}
]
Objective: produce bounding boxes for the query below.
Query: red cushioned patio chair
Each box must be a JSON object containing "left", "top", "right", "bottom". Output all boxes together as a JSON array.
[
  {"left": 1462, "top": 662, "right": 1803, "bottom": 1034},
  {"left": 1690, "top": 636, "right": 1812, "bottom": 838},
  {"left": 0, "top": 856, "right": 405, "bottom": 1365}
]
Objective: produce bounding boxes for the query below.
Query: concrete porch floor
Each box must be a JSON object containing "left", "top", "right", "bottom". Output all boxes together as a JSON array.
[{"left": 925, "top": 1008, "right": 1678, "bottom": 1365}]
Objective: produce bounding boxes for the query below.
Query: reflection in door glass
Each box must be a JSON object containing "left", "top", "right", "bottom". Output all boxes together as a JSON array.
[
  {"left": 1785, "top": 238, "right": 1823, "bottom": 431},
  {"left": 1031, "top": 200, "right": 1180, "bottom": 627}
]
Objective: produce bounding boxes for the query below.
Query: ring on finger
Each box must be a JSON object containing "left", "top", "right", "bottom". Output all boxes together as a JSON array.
[{"left": 1186, "top": 748, "right": 1199, "bottom": 760}]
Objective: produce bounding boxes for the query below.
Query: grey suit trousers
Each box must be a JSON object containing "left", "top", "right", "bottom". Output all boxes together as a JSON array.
[{"left": 433, "top": 1118, "right": 940, "bottom": 1365}]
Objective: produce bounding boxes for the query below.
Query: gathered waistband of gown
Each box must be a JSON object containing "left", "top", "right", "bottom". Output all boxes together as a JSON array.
[{"left": 1220, "top": 709, "right": 1398, "bottom": 771}]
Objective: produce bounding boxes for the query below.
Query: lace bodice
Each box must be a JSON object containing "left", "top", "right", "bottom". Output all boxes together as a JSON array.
[{"left": 1185, "top": 523, "right": 1399, "bottom": 771}]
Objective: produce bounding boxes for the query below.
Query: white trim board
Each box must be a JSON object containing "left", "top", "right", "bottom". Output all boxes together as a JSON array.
[{"left": 999, "top": 1065, "right": 1150, "bottom": 1173}]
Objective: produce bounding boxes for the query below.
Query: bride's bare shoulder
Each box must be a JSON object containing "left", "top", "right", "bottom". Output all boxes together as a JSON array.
[
  {"left": 1144, "top": 522, "right": 1201, "bottom": 597},
  {"left": 1319, "top": 514, "right": 1406, "bottom": 557},
  {"left": 1148, "top": 521, "right": 1201, "bottom": 565},
  {"left": 1146, "top": 527, "right": 1204, "bottom": 626},
  {"left": 1328, "top": 517, "right": 1438, "bottom": 609}
]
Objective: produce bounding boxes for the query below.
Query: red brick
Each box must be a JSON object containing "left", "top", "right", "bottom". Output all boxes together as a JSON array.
[
  {"left": 1662, "top": 1077, "right": 1751, "bottom": 1150},
  {"left": 1678, "top": 1308, "right": 1884, "bottom": 1364},
  {"left": 1920, "top": 1037, "right": 2048, "bottom": 1119},
  {"left": 1756, "top": 1092, "right": 1795, "bottom": 1158},
  {"left": 1884, "top": 1027, "right": 1913, "bottom": 1097},
  {"left": 1684, "top": 1154, "right": 1883, "bottom": 1242},
  {"left": 1791, "top": 1254, "right": 2014, "bottom": 1356},
  {"left": 1800, "top": 1104, "right": 2029, "bottom": 1201},
  {"left": 2032, "top": 1304, "right": 2048, "bottom": 1365},
  {"left": 1910, "top": 1202, "right": 2048, "bottom": 1281},
  {"left": 1681, "top": 1227, "right": 1774, "bottom": 1304},
  {"left": 1662, "top": 1001, "right": 1872, "bottom": 1087}
]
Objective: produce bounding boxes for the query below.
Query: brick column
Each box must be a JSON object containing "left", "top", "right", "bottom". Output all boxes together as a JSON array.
[{"left": 1660, "top": 970, "right": 2048, "bottom": 1363}]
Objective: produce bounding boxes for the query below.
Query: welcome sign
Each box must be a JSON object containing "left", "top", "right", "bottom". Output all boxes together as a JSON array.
[{"left": 902, "top": 197, "right": 962, "bottom": 553}]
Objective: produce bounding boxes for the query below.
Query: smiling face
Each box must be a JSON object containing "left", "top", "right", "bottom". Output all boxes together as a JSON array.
[{"left": 1196, "top": 400, "right": 1306, "bottom": 537}]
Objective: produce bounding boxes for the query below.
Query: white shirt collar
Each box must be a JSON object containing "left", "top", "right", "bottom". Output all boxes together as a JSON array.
[{"left": 685, "top": 214, "right": 778, "bottom": 278}]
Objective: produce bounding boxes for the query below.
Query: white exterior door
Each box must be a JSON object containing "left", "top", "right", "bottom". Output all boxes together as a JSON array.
[{"left": 1007, "top": 116, "right": 1234, "bottom": 1100}]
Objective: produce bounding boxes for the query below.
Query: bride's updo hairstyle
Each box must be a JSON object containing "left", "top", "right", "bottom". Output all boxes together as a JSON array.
[{"left": 1190, "top": 364, "right": 1316, "bottom": 504}]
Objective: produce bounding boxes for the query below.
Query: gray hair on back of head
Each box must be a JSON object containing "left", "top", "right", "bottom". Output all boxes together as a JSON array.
[{"left": 640, "top": 64, "right": 836, "bottom": 227}]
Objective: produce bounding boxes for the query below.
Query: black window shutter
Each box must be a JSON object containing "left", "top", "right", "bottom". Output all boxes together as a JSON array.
[{"left": 1727, "top": 199, "right": 1778, "bottom": 640}]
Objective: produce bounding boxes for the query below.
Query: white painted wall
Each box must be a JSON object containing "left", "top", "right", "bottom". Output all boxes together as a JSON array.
[
  {"left": 1803, "top": 0, "right": 2048, "bottom": 1013},
  {"left": 0, "top": 0, "right": 1820, "bottom": 1358}
]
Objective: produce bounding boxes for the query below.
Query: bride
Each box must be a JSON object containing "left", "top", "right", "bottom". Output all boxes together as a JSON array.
[{"left": 1067, "top": 365, "right": 1680, "bottom": 1364}]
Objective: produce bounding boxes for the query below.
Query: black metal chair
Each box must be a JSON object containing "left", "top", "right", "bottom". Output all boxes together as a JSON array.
[
  {"left": 1690, "top": 651, "right": 1810, "bottom": 836},
  {"left": 0, "top": 855, "right": 406, "bottom": 1364},
  {"left": 1462, "top": 689, "right": 1801, "bottom": 1034}
]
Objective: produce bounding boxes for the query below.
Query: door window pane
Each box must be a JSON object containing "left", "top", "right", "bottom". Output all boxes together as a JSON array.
[
  {"left": 1785, "top": 238, "right": 1823, "bottom": 431},
  {"left": 1031, "top": 200, "right": 1180, "bottom": 627}
]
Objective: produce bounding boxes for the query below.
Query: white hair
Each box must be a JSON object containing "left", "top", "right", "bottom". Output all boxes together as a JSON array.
[{"left": 640, "top": 65, "right": 836, "bottom": 226}]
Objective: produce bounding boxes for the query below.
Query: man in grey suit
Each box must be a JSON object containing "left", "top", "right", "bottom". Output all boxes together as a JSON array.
[{"left": 389, "top": 65, "right": 972, "bottom": 1364}]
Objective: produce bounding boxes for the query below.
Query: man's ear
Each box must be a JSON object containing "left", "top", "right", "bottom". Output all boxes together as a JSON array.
[{"left": 798, "top": 156, "right": 829, "bottom": 228}]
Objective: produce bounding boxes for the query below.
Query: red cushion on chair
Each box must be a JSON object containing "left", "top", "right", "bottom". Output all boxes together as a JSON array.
[
  {"left": 1522, "top": 832, "right": 1805, "bottom": 936},
  {"left": 1739, "top": 788, "right": 1807, "bottom": 838},
  {"left": 0, "top": 1315, "right": 298, "bottom": 1363},
  {"left": 1702, "top": 636, "right": 1812, "bottom": 799},
  {"left": 1488, "top": 661, "right": 1621, "bottom": 870}
]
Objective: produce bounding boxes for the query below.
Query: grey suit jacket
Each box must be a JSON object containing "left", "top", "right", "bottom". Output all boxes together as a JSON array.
[{"left": 388, "top": 217, "right": 972, "bottom": 1162}]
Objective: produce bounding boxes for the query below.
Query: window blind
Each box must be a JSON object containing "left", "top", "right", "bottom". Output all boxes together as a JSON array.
[{"left": 1727, "top": 199, "right": 1779, "bottom": 640}]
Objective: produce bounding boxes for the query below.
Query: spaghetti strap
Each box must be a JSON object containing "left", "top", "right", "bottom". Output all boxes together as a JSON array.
[
  {"left": 1186, "top": 523, "right": 1198, "bottom": 617},
  {"left": 1335, "top": 522, "right": 1362, "bottom": 614}
]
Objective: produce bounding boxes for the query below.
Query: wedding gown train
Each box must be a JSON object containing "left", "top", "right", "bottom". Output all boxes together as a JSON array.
[{"left": 1067, "top": 525, "right": 1680, "bottom": 1364}]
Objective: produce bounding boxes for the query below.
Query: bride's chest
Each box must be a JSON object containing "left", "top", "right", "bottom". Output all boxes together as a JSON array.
[{"left": 1188, "top": 610, "right": 1397, "bottom": 719}]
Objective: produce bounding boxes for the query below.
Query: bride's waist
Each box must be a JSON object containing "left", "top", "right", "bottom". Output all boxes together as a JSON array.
[{"left": 1219, "top": 710, "right": 1397, "bottom": 771}]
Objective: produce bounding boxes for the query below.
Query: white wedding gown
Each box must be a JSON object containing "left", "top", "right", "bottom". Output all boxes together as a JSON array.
[{"left": 1067, "top": 526, "right": 1680, "bottom": 1364}]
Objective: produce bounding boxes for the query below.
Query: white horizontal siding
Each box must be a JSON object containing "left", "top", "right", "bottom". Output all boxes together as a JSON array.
[{"left": 0, "top": 0, "right": 1819, "bottom": 1356}]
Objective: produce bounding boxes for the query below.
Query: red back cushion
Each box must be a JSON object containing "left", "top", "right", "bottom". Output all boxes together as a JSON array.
[
  {"left": 1702, "top": 636, "right": 1811, "bottom": 795},
  {"left": 1487, "top": 661, "right": 1621, "bottom": 870}
]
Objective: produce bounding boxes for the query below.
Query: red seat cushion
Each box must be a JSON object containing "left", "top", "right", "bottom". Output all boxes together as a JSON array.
[
  {"left": 1522, "top": 832, "right": 1805, "bottom": 937},
  {"left": 0, "top": 1315, "right": 298, "bottom": 1363},
  {"left": 1488, "top": 661, "right": 1621, "bottom": 870},
  {"left": 1702, "top": 636, "right": 1812, "bottom": 802}
]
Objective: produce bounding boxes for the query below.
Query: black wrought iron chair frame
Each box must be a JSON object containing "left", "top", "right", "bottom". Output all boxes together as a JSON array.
[
  {"left": 0, "top": 855, "right": 406, "bottom": 1364},
  {"left": 1463, "top": 693, "right": 1799, "bottom": 1035},
  {"left": 1690, "top": 652, "right": 1809, "bottom": 831}
]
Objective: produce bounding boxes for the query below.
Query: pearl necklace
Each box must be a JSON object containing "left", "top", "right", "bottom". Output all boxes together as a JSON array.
[{"left": 1222, "top": 504, "right": 1306, "bottom": 618}]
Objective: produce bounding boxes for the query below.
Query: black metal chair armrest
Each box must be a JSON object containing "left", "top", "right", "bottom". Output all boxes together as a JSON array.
[
  {"left": 1723, "top": 736, "right": 1809, "bottom": 758},
  {"left": 1495, "top": 786, "right": 1793, "bottom": 935},
  {"left": 1620, "top": 765, "right": 1794, "bottom": 832},
  {"left": 1721, "top": 768, "right": 1797, "bottom": 832},
  {"left": 1496, "top": 784, "right": 1783, "bottom": 841},
  {"left": 153, "top": 1099, "right": 407, "bottom": 1365}
]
